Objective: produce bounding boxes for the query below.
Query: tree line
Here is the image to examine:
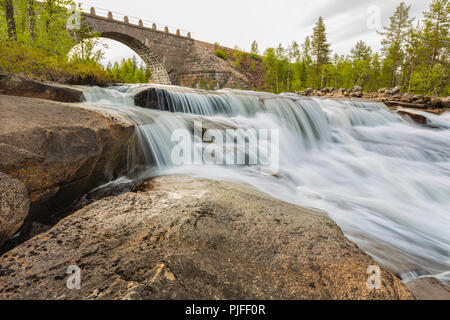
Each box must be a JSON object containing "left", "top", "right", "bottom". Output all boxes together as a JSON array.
[
  {"left": 259, "top": 0, "right": 449, "bottom": 96},
  {"left": 106, "top": 56, "right": 151, "bottom": 84}
]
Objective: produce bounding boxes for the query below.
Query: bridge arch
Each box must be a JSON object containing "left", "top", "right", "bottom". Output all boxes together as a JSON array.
[{"left": 100, "top": 32, "right": 171, "bottom": 84}]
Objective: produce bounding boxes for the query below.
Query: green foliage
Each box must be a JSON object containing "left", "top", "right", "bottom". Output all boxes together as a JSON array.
[
  {"left": 232, "top": 49, "right": 245, "bottom": 67},
  {"left": 250, "top": 61, "right": 256, "bottom": 72},
  {"left": 250, "top": 40, "right": 259, "bottom": 56},
  {"left": 0, "top": 41, "right": 114, "bottom": 84},
  {"left": 0, "top": 0, "right": 152, "bottom": 85},
  {"left": 214, "top": 49, "right": 228, "bottom": 60},
  {"left": 378, "top": 2, "right": 414, "bottom": 87},
  {"left": 70, "top": 19, "right": 105, "bottom": 64},
  {"left": 107, "top": 56, "right": 151, "bottom": 83},
  {"left": 261, "top": 0, "right": 449, "bottom": 96}
]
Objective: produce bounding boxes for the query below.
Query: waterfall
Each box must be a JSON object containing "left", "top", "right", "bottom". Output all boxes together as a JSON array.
[{"left": 82, "top": 84, "right": 450, "bottom": 287}]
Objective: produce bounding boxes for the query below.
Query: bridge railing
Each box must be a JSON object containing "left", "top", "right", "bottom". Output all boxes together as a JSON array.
[{"left": 78, "top": 3, "right": 192, "bottom": 38}]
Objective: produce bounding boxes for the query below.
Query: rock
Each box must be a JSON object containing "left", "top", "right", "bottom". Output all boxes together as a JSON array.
[
  {"left": 0, "top": 95, "right": 135, "bottom": 224},
  {"left": 302, "top": 88, "right": 314, "bottom": 96},
  {"left": 390, "top": 101, "right": 428, "bottom": 109},
  {"left": 0, "top": 173, "right": 29, "bottom": 247},
  {"left": 352, "top": 86, "right": 362, "bottom": 93},
  {"left": 392, "top": 86, "right": 401, "bottom": 94},
  {"left": 412, "top": 94, "right": 424, "bottom": 101},
  {"left": 378, "top": 88, "right": 388, "bottom": 94},
  {"left": 405, "top": 278, "right": 450, "bottom": 300},
  {"left": 0, "top": 176, "right": 415, "bottom": 300},
  {"left": 442, "top": 97, "right": 450, "bottom": 108},
  {"left": 0, "top": 73, "right": 84, "bottom": 103},
  {"left": 429, "top": 97, "right": 448, "bottom": 108},
  {"left": 397, "top": 110, "right": 428, "bottom": 126},
  {"left": 401, "top": 93, "right": 414, "bottom": 102}
]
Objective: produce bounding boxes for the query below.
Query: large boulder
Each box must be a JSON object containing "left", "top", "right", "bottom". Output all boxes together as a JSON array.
[
  {"left": 0, "top": 173, "right": 29, "bottom": 247},
  {"left": 0, "top": 73, "right": 83, "bottom": 103},
  {"left": 0, "top": 95, "right": 135, "bottom": 222},
  {"left": 352, "top": 86, "right": 362, "bottom": 93},
  {"left": 0, "top": 176, "right": 415, "bottom": 300}
]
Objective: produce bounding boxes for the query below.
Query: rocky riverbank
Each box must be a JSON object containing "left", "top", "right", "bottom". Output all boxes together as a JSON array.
[{"left": 298, "top": 86, "right": 450, "bottom": 114}]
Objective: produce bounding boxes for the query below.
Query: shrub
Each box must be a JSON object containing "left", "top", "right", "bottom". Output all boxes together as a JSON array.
[
  {"left": 215, "top": 49, "right": 228, "bottom": 60},
  {"left": 249, "top": 53, "right": 260, "bottom": 60},
  {"left": 0, "top": 41, "right": 114, "bottom": 85},
  {"left": 232, "top": 50, "right": 245, "bottom": 68}
]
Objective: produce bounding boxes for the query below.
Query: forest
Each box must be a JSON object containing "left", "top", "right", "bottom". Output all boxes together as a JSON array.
[{"left": 260, "top": 0, "right": 449, "bottom": 96}]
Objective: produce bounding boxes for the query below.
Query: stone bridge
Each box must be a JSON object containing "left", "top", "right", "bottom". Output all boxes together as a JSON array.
[{"left": 81, "top": 8, "right": 247, "bottom": 88}]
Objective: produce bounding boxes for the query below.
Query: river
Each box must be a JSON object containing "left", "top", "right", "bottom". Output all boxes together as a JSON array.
[{"left": 81, "top": 84, "right": 450, "bottom": 287}]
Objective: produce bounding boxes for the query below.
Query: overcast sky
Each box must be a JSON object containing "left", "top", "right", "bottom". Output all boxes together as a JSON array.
[{"left": 75, "top": 0, "right": 431, "bottom": 66}]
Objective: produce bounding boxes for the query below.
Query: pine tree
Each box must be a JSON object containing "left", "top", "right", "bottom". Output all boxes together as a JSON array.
[
  {"left": 311, "top": 17, "right": 330, "bottom": 66},
  {"left": 251, "top": 40, "right": 259, "bottom": 55},
  {"left": 421, "top": 0, "right": 449, "bottom": 66},
  {"left": 351, "top": 41, "right": 372, "bottom": 61},
  {"left": 378, "top": 2, "right": 414, "bottom": 87}
]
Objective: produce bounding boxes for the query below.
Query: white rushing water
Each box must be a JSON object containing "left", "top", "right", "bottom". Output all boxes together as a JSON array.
[{"left": 82, "top": 84, "right": 450, "bottom": 286}]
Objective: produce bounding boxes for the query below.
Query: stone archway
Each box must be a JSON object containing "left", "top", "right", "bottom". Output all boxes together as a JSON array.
[{"left": 101, "top": 32, "right": 171, "bottom": 85}]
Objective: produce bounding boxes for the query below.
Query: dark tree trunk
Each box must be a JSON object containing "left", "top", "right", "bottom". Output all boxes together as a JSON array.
[
  {"left": 28, "top": 0, "right": 36, "bottom": 40},
  {"left": 5, "top": 0, "right": 17, "bottom": 40}
]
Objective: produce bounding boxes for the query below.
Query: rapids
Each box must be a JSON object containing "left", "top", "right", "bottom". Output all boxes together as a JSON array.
[{"left": 82, "top": 84, "right": 450, "bottom": 286}]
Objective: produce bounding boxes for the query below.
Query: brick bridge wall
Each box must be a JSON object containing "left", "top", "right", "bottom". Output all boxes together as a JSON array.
[{"left": 82, "top": 12, "right": 250, "bottom": 89}]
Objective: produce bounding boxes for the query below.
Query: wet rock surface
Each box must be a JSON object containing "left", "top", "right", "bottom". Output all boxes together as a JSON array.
[
  {"left": 0, "top": 176, "right": 415, "bottom": 300},
  {"left": 405, "top": 278, "right": 450, "bottom": 300}
]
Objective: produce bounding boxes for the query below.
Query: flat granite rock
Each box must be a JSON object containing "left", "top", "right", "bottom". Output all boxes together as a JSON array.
[{"left": 0, "top": 176, "right": 415, "bottom": 300}]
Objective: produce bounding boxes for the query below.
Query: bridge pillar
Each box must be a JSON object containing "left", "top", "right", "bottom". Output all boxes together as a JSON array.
[
  {"left": 176, "top": 29, "right": 180, "bottom": 36},
  {"left": 124, "top": 16, "right": 129, "bottom": 24},
  {"left": 152, "top": 23, "right": 157, "bottom": 30},
  {"left": 139, "top": 20, "right": 143, "bottom": 28},
  {"left": 187, "top": 32, "right": 191, "bottom": 39},
  {"left": 164, "top": 26, "right": 169, "bottom": 33},
  {"left": 107, "top": 11, "right": 113, "bottom": 20},
  {"left": 90, "top": 7, "right": 96, "bottom": 16}
]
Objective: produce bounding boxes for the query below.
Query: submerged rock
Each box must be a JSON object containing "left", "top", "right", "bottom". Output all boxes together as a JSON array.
[
  {"left": 405, "top": 278, "right": 450, "bottom": 300},
  {"left": 397, "top": 110, "right": 429, "bottom": 126},
  {"left": 0, "top": 173, "right": 29, "bottom": 247},
  {"left": 0, "top": 176, "right": 415, "bottom": 300}
]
